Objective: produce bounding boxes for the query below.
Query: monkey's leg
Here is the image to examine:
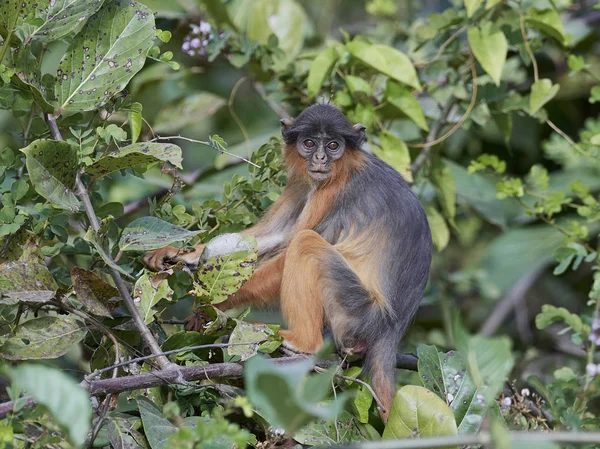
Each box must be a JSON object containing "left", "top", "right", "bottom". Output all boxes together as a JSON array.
[{"left": 215, "top": 252, "right": 285, "bottom": 310}]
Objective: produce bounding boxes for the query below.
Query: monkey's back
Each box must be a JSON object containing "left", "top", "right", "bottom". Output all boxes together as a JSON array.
[{"left": 315, "top": 151, "right": 432, "bottom": 334}]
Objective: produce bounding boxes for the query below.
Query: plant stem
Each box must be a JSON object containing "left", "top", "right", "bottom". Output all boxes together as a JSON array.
[{"left": 44, "top": 114, "right": 172, "bottom": 371}]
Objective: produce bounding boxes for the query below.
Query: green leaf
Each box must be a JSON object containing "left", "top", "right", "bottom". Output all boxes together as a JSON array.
[
  {"left": 86, "top": 142, "right": 183, "bottom": 181},
  {"left": 526, "top": 8, "right": 567, "bottom": 45},
  {"left": 107, "top": 417, "right": 147, "bottom": 449},
  {"left": 431, "top": 160, "right": 456, "bottom": 223},
  {"left": 345, "top": 74, "right": 373, "bottom": 96},
  {"left": 535, "top": 304, "right": 587, "bottom": 335},
  {"left": 19, "top": 139, "right": 80, "bottom": 212},
  {"left": 129, "top": 104, "right": 143, "bottom": 144},
  {"left": 202, "top": 0, "right": 238, "bottom": 30},
  {"left": 307, "top": 46, "right": 339, "bottom": 98},
  {"left": 385, "top": 81, "right": 428, "bottom": 131},
  {"left": 227, "top": 320, "right": 275, "bottom": 361},
  {"left": 0, "top": 315, "right": 86, "bottom": 360},
  {"left": 464, "top": 0, "right": 483, "bottom": 18},
  {"left": 154, "top": 93, "right": 225, "bottom": 133},
  {"left": 0, "top": 0, "right": 35, "bottom": 45},
  {"left": 455, "top": 332, "right": 514, "bottom": 404},
  {"left": 294, "top": 411, "right": 367, "bottom": 445},
  {"left": 119, "top": 216, "right": 202, "bottom": 251},
  {"left": 71, "top": 267, "right": 118, "bottom": 317},
  {"left": 425, "top": 205, "right": 450, "bottom": 251},
  {"left": 245, "top": 355, "right": 348, "bottom": 434},
  {"left": 467, "top": 23, "right": 507, "bottom": 86},
  {"left": 589, "top": 85, "right": 600, "bottom": 104},
  {"left": 526, "top": 164, "right": 549, "bottom": 191},
  {"left": 346, "top": 40, "right": 421, "bottom": 91},
  {"left": 134, "top": 272, "right": 174, "bottom": 324},
  {"left": 17, "top": 0, "right": 105, "bottom": 43},
  {"left": 84, "top": 227, "right": 133, "bottom": 279},
  {"left": 138, "top": 396, "right": 177, "bottom": 449},
  {"left": 55, "top": 0, "right": 155, "bottom": 114},
  {"left": 382, "top": 385, "right": 458, "bottom": 442},
  {"left": 10, "top": 178, "right": 28, "bottom": 201},
  {"left": 6, "top": 364, "right": 91, "bottom": 446},
  {"left": 197, "top": 233, "right": 258, "bottom": 304},
  {"left": 529, "top": 79, "right": 559, "bottom": 116},
  {"left": 372, "top": 131, "right": 412, "bottom": 183},
  {"left": 567, "top": 55, "right": 586, "bottom": 74}
]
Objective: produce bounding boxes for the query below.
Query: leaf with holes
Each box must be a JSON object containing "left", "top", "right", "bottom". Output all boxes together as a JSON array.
[
  {"left": 133, "top": 272, "right": 174, "bottom": 324},
  {"left": 196, "top": 233, "right": 258, "bottom": 304},
  {"left": 71, "top": 267, "right": 119, "bottom": 317},
  {"left": 227, "top": 320, "right": 275, "bottom": 361},
  {"left": 0, "top": 0, "right": 35, "bottom": 45},
  {"left": 385, "top": 81, "right": 428, "bottom": 131},
  {"left": 467, "top": 23, "right": 507, "bottom": 86},
  {"left": 529, "top": 79, "right": 559, "bottom": 116},
  {"left": 19, "top": 139, "right": 80, "bottom": 212},
  {"left": 54, "top": 0, "right": 155, "bottom": 115},
  {"left": 382, "top": 385, "right": 458, "bottom": 442},
  {"left": 0, "top": 316, "right": 86, "bottom": 360},
  {"left": 17, "top": 0, "right": 105, "bottom": 43},
  {"left": 346, "top": 40, "right": 421, "bottom": 91},
  {"left": 119, "top": 216, "right": 203, "bottom": 251},
  {"left": 0, "top": 234, "right": 58, "bottom": 305},
  {"left": 6, "top": 364, "right": 91, "bottom": 446},
  {"left": 85, "top": 142, "right": 182, "bottom": 180}
]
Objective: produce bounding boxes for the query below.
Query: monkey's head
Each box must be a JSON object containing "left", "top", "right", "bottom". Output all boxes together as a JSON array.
[{"left": 281, "top": 104, "right": 366, "bottom": 182}]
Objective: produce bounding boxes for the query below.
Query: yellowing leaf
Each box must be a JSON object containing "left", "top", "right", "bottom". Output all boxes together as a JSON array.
[
  {"left": 383, "top": 385, "right": 458, "bottom": 443},
  {"left": 307, "top": 46, "right": 339, "bottom": 97},
  {"left": 346, "top": 40, "right": 421, "bottom": 91},
  {"left": 464, "top": 0, "right": 483, "bottom": 17},
  {"left": 529, "top": 79, "right": 560, "bottom": 116},
  {"left": 372, "top": 131, "right": 413, "bottom": 183},
  {"left": 425, "top": 205, "right": 450, "bottom": 251},
  {"left": 467, "top": 24, "right": 507, "bottom": 86}
]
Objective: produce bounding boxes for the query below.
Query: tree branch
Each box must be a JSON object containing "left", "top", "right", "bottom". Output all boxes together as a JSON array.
[{"left": 44, "top": 114, "right": 172, "bottom": 371}]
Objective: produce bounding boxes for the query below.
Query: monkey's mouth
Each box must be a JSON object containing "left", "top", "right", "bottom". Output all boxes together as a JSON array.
[{"left": 308, "top": 169, "right": 331, "bottom": 181}]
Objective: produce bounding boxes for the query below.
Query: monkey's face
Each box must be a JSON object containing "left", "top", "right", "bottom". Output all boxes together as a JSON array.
[{"left": 296, "top": 134, "right": 346, "bottom": 182}]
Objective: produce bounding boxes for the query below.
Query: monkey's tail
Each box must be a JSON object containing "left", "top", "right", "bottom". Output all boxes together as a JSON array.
[{"left": 363, "top": 333, "right": 399, "bottom": 422}]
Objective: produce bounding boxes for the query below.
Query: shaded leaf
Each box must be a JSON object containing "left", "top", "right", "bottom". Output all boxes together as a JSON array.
[
  {"left": 535, "top": 304, "right": 588, "bottom": 335},
  {"left": 107, "top": 417, "right": 147, "bottom": 449},
  {"left": 18, "top": 0, "right": 105, "bottom": 43},
  {"left": 137, "top": 396, "right": 176, "bottom": 449},
  {"left": 307, "top": 46, "right": 339, "bottom": 97},
  {"left": 197, "top": 233, "right": 258, "bottom": 304},
  {"left": 385, "top": 81, "right": 428, "bottom": 131},
  {"left": 526, "top": 8, "right": 567, "bottom": 45},
  {"left": 382, "top": 385, "right": 458, "bottom": 442},
  {"left": 227, "top": 320, "right": 273, "bottom": 361},
  {"left": 20, "top": 139, "right": 80, "bottom": 212},
  {"left": 154, "top": 93, "right": 225, "bottom": 133},
  {"left": 71, "top": 267, "right": 119, "bottom": 317},
  {"left": 133, "top": 272, "right": 174, "bottom": 324},
  {"left": 294, "top": 411, "right": 366, "bottom": 446},
  {"left": 372, "top": 131, "right": 412, "bottom": 183},
  {"left": 86, "top": 143, "right": 183, "bottom": 181},
  {"left": 431, "top": 160, "right": 456, "bottom": 223},
  {"left": 55, "top": 0, "right": 155, "bottom": 114},
  {"left": 119, "top": 216, "right": 202, "bottom": 251},
  {"left": 467, "top": 23, "right": 507, "bottom": 86},
  {"left": 529, "top": 79, "right": 559, "bottom": 116},
  {"left": 0, "top": 315, "right": 86, "bottom": 360},
  {"left": 346, "top": 40, "right": 421, "bottom": 91},
  {"left": 84, "top": 227, "right": 133, "bottom": 278},
  {"left": 6, "top": 364, "right": 91, "bottom": 446},
  {"left": 425, "top": 205, "right": 449, "bottom": 251}
]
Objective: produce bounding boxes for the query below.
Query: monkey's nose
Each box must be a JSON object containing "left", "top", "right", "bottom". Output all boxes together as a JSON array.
[{"left": 315, "top": 153, "right": 326, "bottom": 162}]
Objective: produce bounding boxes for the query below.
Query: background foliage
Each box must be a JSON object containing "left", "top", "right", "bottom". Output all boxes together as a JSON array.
[{"left": 1, "top": 0, "right": 600, "bottom": 447}]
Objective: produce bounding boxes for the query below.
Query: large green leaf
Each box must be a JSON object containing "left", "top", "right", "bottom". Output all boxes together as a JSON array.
[
  {"left": 0, "top": 315, "right": 86, "bottom": 360},
  {"left": 425, "top": 204, "right": 449, "bottom": 251},
  {"left": 372, "top": 131, "right": 412, "bottom": 183},
  {"left": 467, "top": 23, "right": 507, "bottom": 86},
  {"left": 197, "top": 233, "right": 258, "bottom": 304},
  {"left": 0, "top": 0, "right": 35, "bottom": 45},
  {"left": 107, "top": 417, "right": 147, "bottom": 449},
  {"left": 346, "top": 40, "right": 421, "bottom": 91},
  {"left": 294, "top": 411, "right": 367, "bottom": 446},
  {"left": 0, "top": 233, "right": 58, "bottom": 304},
  {"left": 154, "top": 93, "right": 225, "bottom": 133},
  {"left": 54, "top": 0, "right": 155, "bottom": 114},
  {"left": 245, "top": 355, "right": 348, "bottom": 434},
  {"left": 307, "top": 46, "right": 340, "bottom": 98},
  {"left": 385, "top": 81, "right": 428, "bottom": 131},
  {"left": 119, "top": 216, "right": 202, "bottom": 251},
  {"left": 85, "top": 142, "right": 183, "bottom": 180},
  {"left": 6, "top": 364, "right": 91, "bottom": 446},
  {"left": 382, "top": 385, "right": 458, "bottom": 442},
  {"left": 529, "top": 78, "right": 559, "bottom": 116},
  {"left": 227, "top": 320, "right": 276, "bottom": 361},
  {"left": 20, "top": 139, "right": 80, "bottom": 212},
  {"left": 133, "top": 272, "right": 174, "bottom": 324},
  {"left": 526, "top": 8, "right": 567, "bottom": 45},
  {"left": 17, "top": 0, "right": 105, "bottom": 43},
  {"left": 431, "top": 159, "right": 456, "bottom": 223},
  {"left": 138, "top": 396, "right": 177, "bottom": 449}
]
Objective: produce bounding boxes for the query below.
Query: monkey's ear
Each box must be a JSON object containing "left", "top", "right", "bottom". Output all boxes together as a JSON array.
[
  {"left": 353, "top": 123, "right": 366, "bottom": 143},
  {"left": 280, "top": 118, "right": 293, "bottom": 129}
]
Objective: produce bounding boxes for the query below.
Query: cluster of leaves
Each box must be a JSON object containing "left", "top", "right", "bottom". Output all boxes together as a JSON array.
[{"left": 1, "top": 0, "right": 600, "bottom": 448}]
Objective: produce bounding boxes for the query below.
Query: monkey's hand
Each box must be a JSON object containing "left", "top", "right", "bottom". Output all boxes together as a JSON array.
[{"left": 142, "top": 245, "right": 203, "bottom": 271}]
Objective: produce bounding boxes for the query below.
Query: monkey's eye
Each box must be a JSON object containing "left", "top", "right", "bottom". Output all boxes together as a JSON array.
[
  {"left": 303, "top": 139, "right": 315, "bottom": 148},
  {"left": 327, "top": 142, "right": 339, "bottom": 151}
]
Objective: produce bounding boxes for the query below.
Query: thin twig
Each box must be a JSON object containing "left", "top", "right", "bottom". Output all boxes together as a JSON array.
[
  {"left": 252, "top": 82, "right": 289, "bottom": 119},
  {"left": 546, "top": 119, "right": 589, "bottom": 156},
  {"left": 150, "top": 135, "right": 260, "bottom": 168},
  {"left": 44, "top": 114, "right": 172, "bottom": 371},
  {"left": 229, "top": 76, "right": 252, "bottom": 158},
  {"left": 519, "top": 7, "right": 539, "bottom": 83}
]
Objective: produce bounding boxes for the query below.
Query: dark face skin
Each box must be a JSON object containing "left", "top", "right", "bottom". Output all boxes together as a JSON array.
[{"left": 296, "top": 133, "right": 346, "bottom": 182}]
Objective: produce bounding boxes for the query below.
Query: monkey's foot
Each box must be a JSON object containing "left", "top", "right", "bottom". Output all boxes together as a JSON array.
[{"left": 279, "top": 330, "right": 320, "bottom": 354}]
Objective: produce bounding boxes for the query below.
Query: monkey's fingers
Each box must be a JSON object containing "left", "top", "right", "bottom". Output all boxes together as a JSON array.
[{"left": 142, "top": 246, "right": 181, "bottom": 271}]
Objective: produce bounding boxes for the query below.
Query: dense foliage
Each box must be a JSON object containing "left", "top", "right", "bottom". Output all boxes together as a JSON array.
[{"left": 0, "top": 0, "right": 599, "bottom": 447}]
